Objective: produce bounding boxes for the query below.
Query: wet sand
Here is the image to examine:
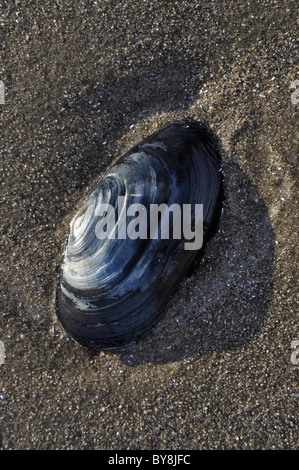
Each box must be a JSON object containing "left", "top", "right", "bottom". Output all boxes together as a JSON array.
[{"left": 0, "top": 0, "right": 298, "bottom": 449}]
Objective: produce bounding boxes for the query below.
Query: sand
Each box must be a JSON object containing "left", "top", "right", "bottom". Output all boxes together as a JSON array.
[{"left": 0, "top": 0, "right": 298, "bottom": 449}]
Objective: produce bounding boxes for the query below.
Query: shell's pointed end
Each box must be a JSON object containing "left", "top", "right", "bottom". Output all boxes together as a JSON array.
[{"left": 56, "top": 120, "right": 223, "bottom": 350}]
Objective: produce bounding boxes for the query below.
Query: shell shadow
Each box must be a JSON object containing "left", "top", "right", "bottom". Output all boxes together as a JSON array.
[{"left": 112, "top": 153, "right": 276, "bottom": 366}]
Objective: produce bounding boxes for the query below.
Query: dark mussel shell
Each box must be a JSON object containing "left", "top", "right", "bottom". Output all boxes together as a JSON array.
[{"left": 56, "top": 120, "right": 223, "bottom": 349}]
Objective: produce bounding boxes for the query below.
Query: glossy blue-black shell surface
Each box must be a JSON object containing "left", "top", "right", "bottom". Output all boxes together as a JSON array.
[{"left": 56, "top": 120, "right": 222, "bottom": 349}]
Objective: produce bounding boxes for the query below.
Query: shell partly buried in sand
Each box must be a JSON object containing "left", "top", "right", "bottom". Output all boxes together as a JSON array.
[{"left": 56, "top": 120, "right": 223, "bottom": 349}]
